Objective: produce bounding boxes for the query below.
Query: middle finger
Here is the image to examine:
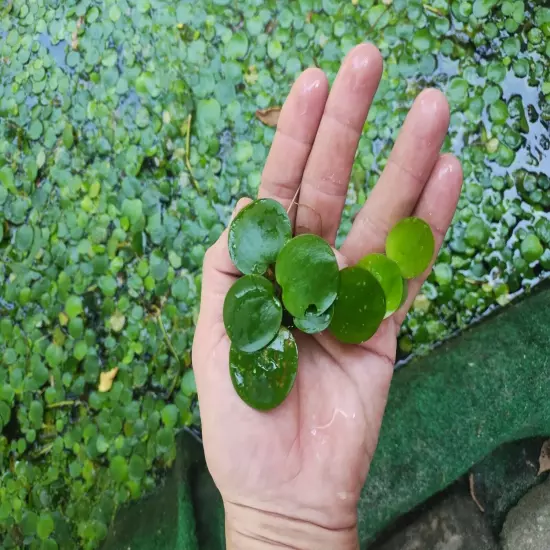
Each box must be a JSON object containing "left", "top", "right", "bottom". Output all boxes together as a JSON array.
[{"left": 295, "top": 43, "right": 383, "bottom": 244}]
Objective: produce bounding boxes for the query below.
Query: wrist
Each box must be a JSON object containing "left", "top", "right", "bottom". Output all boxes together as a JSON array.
[{"left": 225, "top": 501, "right": 359, "bottom": 550}]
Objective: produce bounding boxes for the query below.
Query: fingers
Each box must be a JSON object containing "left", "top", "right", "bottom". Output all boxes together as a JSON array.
[
  {"left": 393, "top": 154, "right": 463, "bottom": 327},
  {"left": 295, "top": 43, "right": 383, "bottom": 243},
  {"left": 258, "top": 68, "right": 329, "bottom": 218},
  {"left": 340, "top": 89, "right": 451, "bottom": 263}
]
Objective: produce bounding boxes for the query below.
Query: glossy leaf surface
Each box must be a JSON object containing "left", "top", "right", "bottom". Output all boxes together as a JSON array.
[
  {"left": 275, "top": 234, "right": 339, "bottom": 318},
  {"left": 357, "top": 254, "right": 405, "bottom": 318},
  {"left": 230, "top": 327, "right": 298, "bottom": 411},
  {"left": 330, "top": 267, "right": 386, "bottom": 345},
  {"left": 223, "top": 275, "right": 282, "bottom": 353},
  {"left": 228, "top": 199, "right": 292, "bottom": 275},
  {"left": 386, "top": 217, "right": 435, "bottom": 279},
  {"left": 294, "top": 304, "right": 334, "bottom": 334}
]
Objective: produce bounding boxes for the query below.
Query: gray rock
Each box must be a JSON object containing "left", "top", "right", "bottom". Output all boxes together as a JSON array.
[
  {"left": 501, "top": 479, "right": 550, "bottom": 550},
  {"left": 372, "top": 490, "right": 498, "bottom": 550}
]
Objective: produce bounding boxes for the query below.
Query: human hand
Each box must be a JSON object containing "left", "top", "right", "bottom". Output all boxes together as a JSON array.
[{"left": 192, "top": 43, "right": 463, "bottom": 549}]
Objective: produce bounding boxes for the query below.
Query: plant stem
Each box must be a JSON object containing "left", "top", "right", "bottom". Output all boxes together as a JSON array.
[
  {"left": 185, "top": 114, "right": 201, "bottom": 193},
  {"left": 423, "top": 4, "right": 445, "bottom": 17},
  {"left": 156, "top": 312, "right": 183, "bottom": 398},
  {"left": 46, "top": 400, "right": 79, "bottom": 409},
  {"left": 33, "top": 443, "right": 54, "bottom": 458},
  {"left": 286, "top": 184, "right": 302, "bottom": 215},
  {"left": 157, "top": 313, "right": 179, "bottom": 365},
  {"left": 369, "top": 5, "right": 390, "bottom": 32}
]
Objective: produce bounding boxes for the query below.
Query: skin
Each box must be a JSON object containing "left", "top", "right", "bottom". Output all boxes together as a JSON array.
[{"left": 192, "top": 43, "right": 463, "bottom": 549}]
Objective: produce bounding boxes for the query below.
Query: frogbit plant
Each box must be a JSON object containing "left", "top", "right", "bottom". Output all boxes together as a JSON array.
[{"left": 223, "top": 198, "right": 434, "bottom": 410}]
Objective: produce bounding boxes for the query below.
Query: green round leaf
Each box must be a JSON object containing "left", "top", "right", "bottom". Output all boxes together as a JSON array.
[
  {"left": 0, "top": 167, "right": 14, "bottom": 191},
  {"left": 21, "top": 511, "right": 38, "bottom": 537},
  {"left": 196, "top": 98, "right": 221, "bottom": 128},
  {"left": 110, "top": 455, "right": 128, "bottom": 483},
  {"left": 180, "top": 369, "right": 196, "bottom": 397},
  {"left": 129, "top": 455, "right": 146, "bottom": 480},
  {"left": 161, "top": 404, "right": 179, "bottom": 428},
  {"left": 294, "top": 305, "right": 334, "bottom": 334},
  {"left": 226, "top": 32, "right": 249, "bottom": 59},
  {"left": 521, "top": 234, "right": 544, "bottom": 263},
  {"left": 329, "top": 267, "right": 386, "bottom": 345},
  {"left": 230, "top": 327, "right": 298, "bottom": 410},
  {"left": 465, "top": 217, "right": 490, "bottom": 248},
  {"left": 171, "top": 278, "right": 189, "bottom": 301},
  {"left": 223, "top": 274, "right": 282, "bottom": 353},
  {"left": 29, "top": 120, "right": 43, "bottom": 140},
  {"left": 386, "top": 217, "right": 435, "bottom": 279},
  {"left": 36, "top": 513, "right": 54, "bottom": 540},
  {"left": 65, "top": 295, "right": 83, "bottom": 318},
  {"left": 357, "top": 254, "right": 405, "bottom": 318},
  {"left": 15, "top": 226, "right": 34, "bottom": 251},
  {"left": 228, "top": 199, "right": 292, "bottom": 275},
  {"left": 45, "top": 343, "right": 63, "bottom": 367},
  {"left": 275, "top": 234, "right": 339, "bottom": 318},
  {"left": 29, "top": 400, "right": 44, "bottom": 429}
]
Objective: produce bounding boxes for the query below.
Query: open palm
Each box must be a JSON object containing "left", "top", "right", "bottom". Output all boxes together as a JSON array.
[{"left": 192, "top": 43, "right": 463, "bottom": 547}]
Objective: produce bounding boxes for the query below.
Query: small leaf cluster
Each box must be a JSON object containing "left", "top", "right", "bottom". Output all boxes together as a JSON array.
[{"left": 223, "top": 199, "right": 434, "bottom": 410}]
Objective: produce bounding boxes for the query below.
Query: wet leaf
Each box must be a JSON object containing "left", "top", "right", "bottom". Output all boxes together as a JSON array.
[
  {"left": 230, "top": 327, "right": 298, "bottom": 410},
  {"left": 223, "top": 274, "right": 283, "bottom": 353},
  {"left": 386, "top": 218, "right": 435, "bottom": 279},
  {"left": 294, "top": 304, "right": 334, "bottom": 334},
  {"left": 110, "top": 455, "right": 128, "bottom": 483},
  {"left": 229, "top": 199, "right": 292, "bottom": 275},
  {"left": 357, "top": 254, "right": 406, "bottom": 318},
  {"left": 330, "top": 267, "right": 386, "bottom": 344},
  {"left": 276, "top": 234, "right": 340, "bottom": 318},
  {"left": 109, "top": 311, "right": 126, "bottom": 333},
  {"left": 521, "top": 234, "right": 543, "bottom": 263},
  {"left": 36, "top": 514, "right": 54, "bottom": 540},
  {"left": 98, "top": 367, "right": 119, "bottom": 393},
  {"left": 255, "top": 106, "right": 282, "bottom": 127}
]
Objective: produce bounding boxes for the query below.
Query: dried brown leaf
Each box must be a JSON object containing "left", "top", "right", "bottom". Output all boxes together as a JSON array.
[
  {"left": 264, "top": 19, "right": 276, "bottom": 34},
  {"left": 255, "top": 107, "right": 282, "bottom": 127},
  {"left": 538, "top": 440, "right": 550, "bottom": 475},
  {"left": 98, "top": 367, "right": 119, "bottom": 393},
  {"left": 72, "top": 16, "right": 84, "bottom": 50}
]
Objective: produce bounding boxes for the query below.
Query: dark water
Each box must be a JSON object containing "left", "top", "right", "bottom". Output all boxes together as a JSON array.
[{"left": 38, "top": 32, "right": 68, "bottom": 70}]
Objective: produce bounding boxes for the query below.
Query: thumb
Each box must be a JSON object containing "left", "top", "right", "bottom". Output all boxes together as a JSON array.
[{"left": 195, "top": 198, "right": 252, "bottom": 336}]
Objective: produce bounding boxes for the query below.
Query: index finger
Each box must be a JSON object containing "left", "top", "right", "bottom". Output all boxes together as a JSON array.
[{"left": 258, "top": 68, "right": 329, "bottom": 217}]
